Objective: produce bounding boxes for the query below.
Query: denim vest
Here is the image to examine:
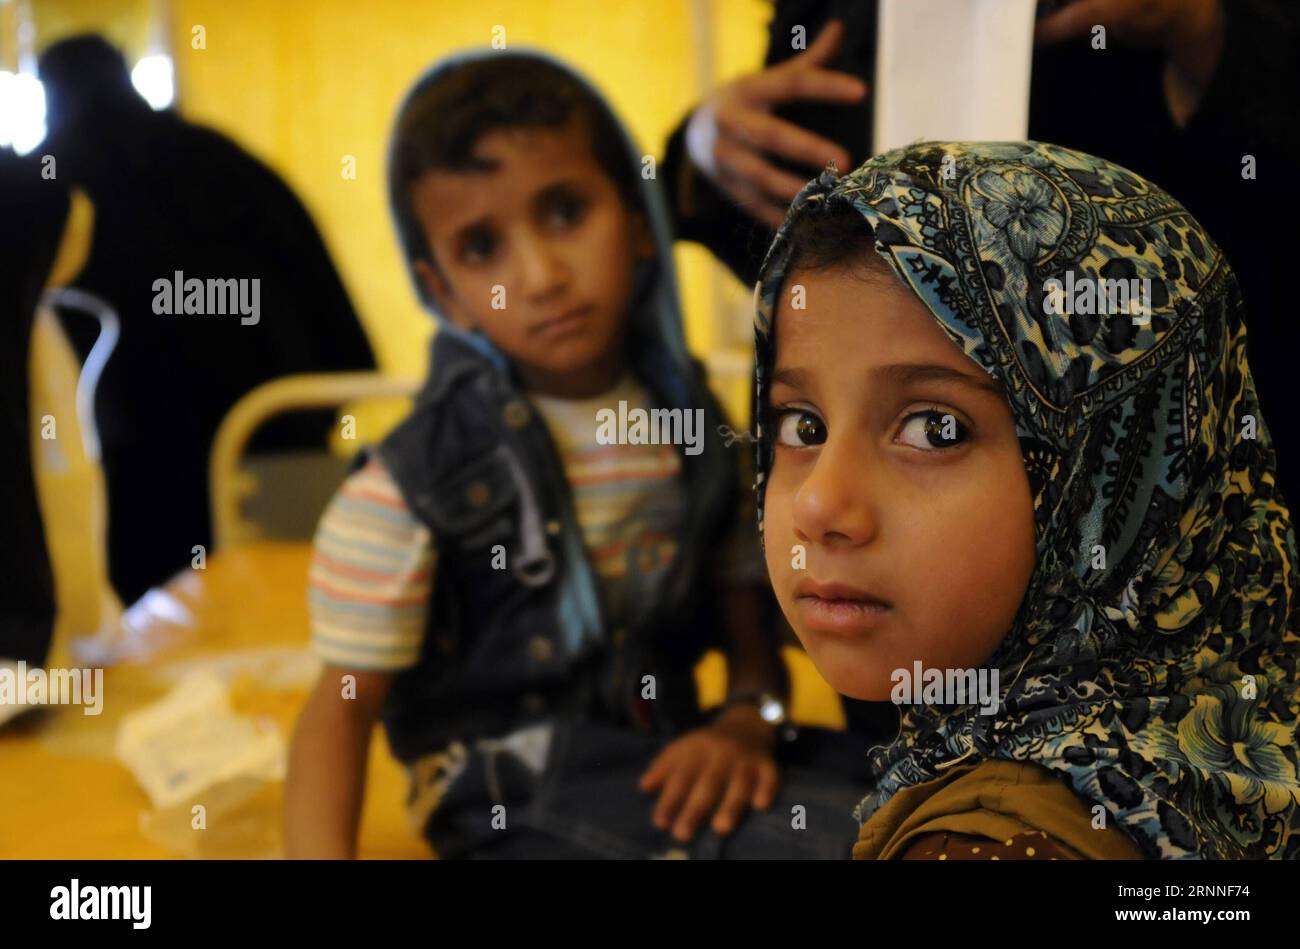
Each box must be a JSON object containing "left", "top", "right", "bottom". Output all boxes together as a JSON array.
[{"left": 373, "top": 331, "right": 739, "bottom": 765}]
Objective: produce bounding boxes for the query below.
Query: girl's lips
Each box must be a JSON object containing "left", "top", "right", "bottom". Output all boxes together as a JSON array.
[{"left": 794, "top": 595, "right": 891, "bottom": 636}]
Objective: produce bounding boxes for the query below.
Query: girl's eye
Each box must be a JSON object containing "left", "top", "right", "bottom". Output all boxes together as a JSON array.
[
  {"left": 776, "top": 409, "right": 826, "bottom": 448},
  {"left": 898, "top": 410, "right": 969, "bottom": 451}
]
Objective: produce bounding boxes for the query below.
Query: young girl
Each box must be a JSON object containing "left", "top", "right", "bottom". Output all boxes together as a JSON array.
[{"left": 752, "top": 141, "right": 1300, "bottom": 860}]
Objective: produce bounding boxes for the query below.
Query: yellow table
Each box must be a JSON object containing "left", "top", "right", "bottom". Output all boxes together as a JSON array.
[
  {"left": 0, "top": 542, "right": 424, "bottom": 859},
  {"left": 1, "top": 542, "right": 843, "bottom": 859}
]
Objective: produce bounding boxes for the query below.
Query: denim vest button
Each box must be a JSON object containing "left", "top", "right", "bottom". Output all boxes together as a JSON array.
[
  {"left": 527, "top": 636, "right": 554, "bottom": 661},
  {"left": 545, "top": 519, "right": 561, "bottom": 536},
  {"left": 465, "top": 480, "right": 491, "bottom": 508},
  {"left": 521, "top": 692, "right": 546, "bottom": 715},
  {"left": 503, "top": 399, "right": 531, "bottom": 429}
]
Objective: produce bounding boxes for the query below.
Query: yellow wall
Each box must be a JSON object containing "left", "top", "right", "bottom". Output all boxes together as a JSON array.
[
  {"left": 34, "top": 0, "right": 768, "bottom": 416},
  {"left": 26, "top": 0, "right": 772, "bottom": 612},
  {"left": 24, "top": 0, "right": 153, "bottom": 66}
]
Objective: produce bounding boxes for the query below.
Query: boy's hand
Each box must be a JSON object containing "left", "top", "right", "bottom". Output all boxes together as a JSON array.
[{"left": 638, "top": 703, "right": 781, "bottom": 843}]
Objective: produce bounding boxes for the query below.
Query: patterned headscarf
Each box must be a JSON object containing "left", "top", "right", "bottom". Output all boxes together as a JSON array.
[{"left": 753, "top": 142, "right": 1300, "bottom": 859}]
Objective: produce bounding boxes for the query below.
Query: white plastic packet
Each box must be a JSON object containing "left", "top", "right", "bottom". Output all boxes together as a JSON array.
[{"left": 114, "top": 670, "right": 285, "bottom": 812}]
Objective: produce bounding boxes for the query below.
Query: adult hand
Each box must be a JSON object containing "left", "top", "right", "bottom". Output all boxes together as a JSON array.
[
  {"left": 685, "top": 20, "right": 867, "bottom": 228},
  {"left": 1035, "top": 0, "right": 1225, "bottom": 125},
  {"left": 1034, "top": 0, "right": 1221, "bottom": 51},
  {"left": 639, "top": 702, "right": 780, "bottom": 843}
]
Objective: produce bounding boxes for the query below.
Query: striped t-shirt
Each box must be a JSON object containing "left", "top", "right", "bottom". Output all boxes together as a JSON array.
[{"left": 308, "top": 372, "right": 763, "bottom": 671}]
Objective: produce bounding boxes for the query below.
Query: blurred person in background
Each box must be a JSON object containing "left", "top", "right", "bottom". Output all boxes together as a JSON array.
[
  {"left": 0, "top": 150, "right": 72, "bottom": 678},
  {"left": 38, "top": 35, "right": 377, "bottom": 606}
]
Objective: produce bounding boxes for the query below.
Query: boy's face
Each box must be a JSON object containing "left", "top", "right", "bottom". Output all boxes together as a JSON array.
[
  {"left": 763, "top": 265, "right": 1037, "bottom": 701},
  {"left": 410, "top": 118, "right": 653, "bottom": 398}
]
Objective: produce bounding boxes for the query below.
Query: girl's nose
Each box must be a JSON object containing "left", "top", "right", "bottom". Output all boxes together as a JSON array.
[{"left": 791, "top": 439, "right": 878, "bottom": 549}]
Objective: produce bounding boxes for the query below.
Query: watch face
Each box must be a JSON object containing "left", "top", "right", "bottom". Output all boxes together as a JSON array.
[{"left": 759, "top": 696, "right": 785, "bottom": 724}]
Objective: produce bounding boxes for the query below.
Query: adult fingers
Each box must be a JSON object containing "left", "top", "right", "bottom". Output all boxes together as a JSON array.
[
  {"left": 788, "top": 18, "right": 846, "bottom": 70},
  {"left": 1034, "top": 0, "right": 1115, "bottom": 46},
  {"left": 746, "top": 61, "right": 867, "bottom": 108},
  {"left": 715, "top": 134, "right": 811, "bottom": 203},
  {"left": 714, "top": 166, "right": 790, "bottom": 229},
  {"left": 717, "top": 103, "right": 852, "bottom": 173}
]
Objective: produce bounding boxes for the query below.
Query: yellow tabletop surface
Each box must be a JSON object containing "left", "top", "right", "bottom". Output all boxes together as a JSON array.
[
  {"left": 1, "top": 541, "right": 843, "bottom": 860},
  {"left": 0, "top": 542, "right": 425, "bottom": 859}
]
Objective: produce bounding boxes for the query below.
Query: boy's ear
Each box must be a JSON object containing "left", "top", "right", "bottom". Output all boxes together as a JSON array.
[{"left": 413, "top": 257, "right": 476, "bottom": 330}]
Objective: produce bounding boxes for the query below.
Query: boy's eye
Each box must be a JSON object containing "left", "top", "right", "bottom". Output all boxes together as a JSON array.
[
  {"left": 775, "top": 409, "right": 826, "bottom": 448},
  {"left": 542, "top": 191, "right": 588, "bottom": 228},
  {"left": 459, "top": 227, "right": 497, "bottom": 264},
  {"left": 898, "top": 410, "right": 969, "bottom": 451}
]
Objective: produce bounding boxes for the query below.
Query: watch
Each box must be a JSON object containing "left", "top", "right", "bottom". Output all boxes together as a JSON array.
[{"left": 723, "top": 689, "right": 788, "bottom": 727}]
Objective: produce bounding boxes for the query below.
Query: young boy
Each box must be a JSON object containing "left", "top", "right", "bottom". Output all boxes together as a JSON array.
[{"left": 284, "top": 50, "right": 864, "bottom": 859}]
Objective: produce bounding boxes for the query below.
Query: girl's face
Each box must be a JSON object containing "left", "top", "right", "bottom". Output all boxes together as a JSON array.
[{"left": 763, "top": 265, "right": 1038, "bottom": 701}]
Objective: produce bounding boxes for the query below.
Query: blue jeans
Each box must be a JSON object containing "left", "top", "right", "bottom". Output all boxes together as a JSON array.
[{"left": 425, "top": 718, "right": 869, "bottom": 859}]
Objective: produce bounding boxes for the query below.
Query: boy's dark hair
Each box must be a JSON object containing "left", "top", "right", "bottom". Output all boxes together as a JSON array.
[
  {"left": 389, "top": 54, "right": 643, "bottom": 280},
  {"left": 784, "top": 196, "right": 894, "bottom": 283}
]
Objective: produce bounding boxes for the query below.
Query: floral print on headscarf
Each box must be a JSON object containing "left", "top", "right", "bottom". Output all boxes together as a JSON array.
[{"left": 753, "top": 142, "right": 1300, "bottom": 859}]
